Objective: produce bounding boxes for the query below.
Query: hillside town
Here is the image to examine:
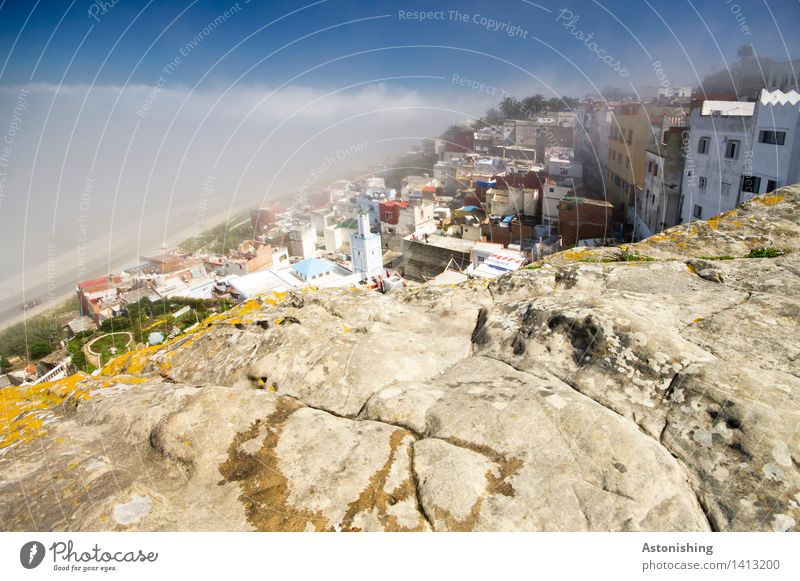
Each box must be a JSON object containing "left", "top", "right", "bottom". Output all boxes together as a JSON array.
[{"left": 3, "top": 74, "right": 799, "bottom": 387}]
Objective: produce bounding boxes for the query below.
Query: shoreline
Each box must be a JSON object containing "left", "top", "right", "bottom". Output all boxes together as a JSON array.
[{"left": 0, "top": 200, "right": 260, "bottom": 332}]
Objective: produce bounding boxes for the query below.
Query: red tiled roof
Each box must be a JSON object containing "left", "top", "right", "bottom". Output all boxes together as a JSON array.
[{"left": 78, "top": 276, "right": 110, "bottom": 289}]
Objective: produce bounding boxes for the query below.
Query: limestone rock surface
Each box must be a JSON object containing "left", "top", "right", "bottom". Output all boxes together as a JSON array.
[{"left": 2, "top": 187, "right": 799, "bottom": 531}]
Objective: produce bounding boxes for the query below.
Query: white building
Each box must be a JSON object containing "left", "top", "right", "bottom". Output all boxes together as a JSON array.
[
  {"left": 466, "top": 244, "right": 528, "bottom": 279},
  {"left": 227, "top": 260, "right": 360, "bottom": 299},
  {"left": 379, "top": 201, "right": 436, "bottom": 239},
  {"left": 680, "top": 99, "right": 756, "bottom": 222},
  {"left": 487, "top": 188, "right": 539, "bottom": 217},
  {"left": 433, "top": 160, "right": 457, "bottom": 195},
  {"left": 747, "top": 89, "right": 800, "bottom": 195},
  {"left": 308, "top": 208, "right": 335, "bottom": 236},
  {"left": 541, "top": 179, "right": 575, "bottom": 232},
  {"left": 324, "top": 224, "right": 343, "bottom": 252},
  {"left": 400, "top": 175, "right": 433, "bottom": 200},
  {"left": 573, "top": 102, "right": 611, "bottom": 189},
  {"left": 658, "top": 86, "right": 692, "bottom": 99},
  {"left": 474, "top": 126, "right": 501, "bottom": 154},
  {"left": 365, "top": 177, "right": 385, "bottom": 189},
  {"left": 335, "top": 197, "right": 360, "bottom": 221},
  {"left": 350, "top": 211, "right": 383, "bottom": 279},
  {"left": 680, "top": 89, "right": 799, "bottom": 223},
  {"left": 469, "top": 242, "right": 504, "bottom": 269},
  {"left": 638, "top": 114, "right": 689, "bottom": 238},
  {"left": 546, "top": 147, "right": 583, "bottom": 178}
]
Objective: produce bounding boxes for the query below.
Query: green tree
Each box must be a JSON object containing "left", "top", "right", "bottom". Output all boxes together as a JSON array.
[
  {"left": 29, "top": 340, "right": 53, "bottom": 360},
  {"left": 521, "top": 95, "right": 544, "bottom": 117},
  {"left": 498, "top": 97, "right": 523, "bottom": 119},
  {"left": 484, "top": 108, "right": 504, "bottom": 125}
]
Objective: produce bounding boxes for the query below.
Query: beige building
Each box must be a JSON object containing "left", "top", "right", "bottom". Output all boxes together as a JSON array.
[{"left": 605, "top": 104, "right": 685, "bottom": 223}]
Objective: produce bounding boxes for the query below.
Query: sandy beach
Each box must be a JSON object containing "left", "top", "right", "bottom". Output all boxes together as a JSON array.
[{"left": 0, "top": 200, "right": 258, "bottom": 331}]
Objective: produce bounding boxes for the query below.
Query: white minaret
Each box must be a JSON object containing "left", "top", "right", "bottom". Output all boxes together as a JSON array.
[{"left": 350, "top": 210, "right": 383, "bottom": 279}]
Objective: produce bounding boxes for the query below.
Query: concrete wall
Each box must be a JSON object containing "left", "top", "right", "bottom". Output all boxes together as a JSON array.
[
  {"left": 680, "top": 108, "right": 754, "bottom": 222},
  {"left": 400, "top": 239, "right": 472, "bottom": 282},
  {"left": 641, "top": 128, "right": 685, "bottom": 235},
  {"left": 750, "top": 98, "right": 800, "bottom": 192}
]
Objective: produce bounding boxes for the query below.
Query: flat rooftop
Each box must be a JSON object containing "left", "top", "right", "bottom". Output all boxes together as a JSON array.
[
  {"left": 405, "top": 233, "right": 476, "bottom": 253},
  {"left": 700, "top": 101, "right": 755, "bottom": 117}
]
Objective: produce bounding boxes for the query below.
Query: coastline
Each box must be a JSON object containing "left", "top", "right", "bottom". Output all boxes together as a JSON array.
[{"left": 0, "top": 200, "right": 259, "bottom": 332}]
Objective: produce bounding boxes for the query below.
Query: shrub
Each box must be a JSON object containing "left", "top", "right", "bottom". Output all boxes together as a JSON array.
[
  {"left": 745, "top": 247, "right": 785, "bottom": 259},
  {"left": 607, "top": 248, "right": 655, "bottom": 262},
  {"left": 29, "top": 340, "right": 53, "bottom": 360}
]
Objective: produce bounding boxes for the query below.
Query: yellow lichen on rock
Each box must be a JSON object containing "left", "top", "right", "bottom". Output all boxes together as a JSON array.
[
  {"left": 0, "top": 373, "right": 88, "bottom": 449},
  {"left": 753, "top": 194, "right": 784, "bottom": 206}
]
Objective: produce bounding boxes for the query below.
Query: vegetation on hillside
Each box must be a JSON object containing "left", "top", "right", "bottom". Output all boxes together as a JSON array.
[
  {"left": 0, "top": 296, "right": 79, "bottom": 364},
  {"left": 178, "top": 210, "right": 254, "bottom": 254}
]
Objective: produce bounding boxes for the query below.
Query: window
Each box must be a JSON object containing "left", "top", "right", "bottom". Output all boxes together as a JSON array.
[
  {"left": 725, "top": 140, "right": 740, "bottom": 159},
  {"left": 758, "top": 130, "right": 786, "bottom": 145},
  {"left": 693, "top": 204, "right": 703, "bottom": 219},
  {"left": 647, "top": 160, "right": 653, "bottom": 173},
  {"left": 625, "top": 157, "right": 630, "bottom": 168},
  {"left": 383, "top": 212, "right": 392, "bottom": 220},
  {"left": 721, "top": 182, "right": 729, "bottom": 196},
  {"left": 699, "top": 177, "right": 707, "bottom": 190},
  {"left": 697, "top": 137, "right": 710, "bottom": 154},
  {"left": 767, "top": 179, "right": 777, "bottom": 192},
  {"left": 653, "top": 164, "right": 658, "bottom": 176},
  {"left": 627, "top": 129, "right": 633, "bottom": 143},
  {"left": 741, "top": 175, "right": 761, "bottom": 194}
]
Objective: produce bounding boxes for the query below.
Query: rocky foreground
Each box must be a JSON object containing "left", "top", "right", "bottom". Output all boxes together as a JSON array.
[{"left": 1, "top": 187, "right": 799, "bottom": 532}]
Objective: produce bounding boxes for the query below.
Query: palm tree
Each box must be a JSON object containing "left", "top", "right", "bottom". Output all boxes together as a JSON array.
[{"left": 499, "top": 97, "right": 523, "bottom": 119}]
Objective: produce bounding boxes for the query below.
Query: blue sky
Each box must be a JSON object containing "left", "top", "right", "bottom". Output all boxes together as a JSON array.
[{"left": 1, "top": 0, "right": 799, "bottom": 96}]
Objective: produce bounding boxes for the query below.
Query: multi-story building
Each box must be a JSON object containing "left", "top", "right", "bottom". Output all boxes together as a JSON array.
[
  {"left": 433, "top": 160, "right": 457, "bottom": 195},
  {"left": 503, "top": 118, "right": 572, "bottom": 154},
  {"left": 541, "top": 178, "right": 576, "bottom": 233},
  {"left": 679, "top": 99, "right": 756, "bottom": 222},
  {"left": 223, "top": 242, "right": 274, "bottom": 276},
  {"left": 77, "top": 275, "right": 124, "bottom": 323},
  {"left": 658, "top": 86, "right": 692, "bottom": 100},
  {"left": 605, "top": 104, "right": 685, "bottom": 225},
  {"left": 638, "top": 127, "right": 686, "bottom": 238},
  {"left": 747, "top": 89, "right": 800, "bottom": 195},
  {"left": 379, "top": 200, "right": 436, "bottom": 240},
  {"left": 287, "top": 224, "right": 317, "bottom": 259},
  {"left": 635, "top": 110, "right": 688, "bottom": 238},
  {"left": 574, "top": 101, "right": 612, "bottom": 191},
  {"left": 474, "top": 126, "right": 502, "bottom": 154},
  {"left": 546, "top": 147, "right": 583, "bottom": 179},
  {"left": 679, "top": 89, "right": 799, "bottom": 224}
]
